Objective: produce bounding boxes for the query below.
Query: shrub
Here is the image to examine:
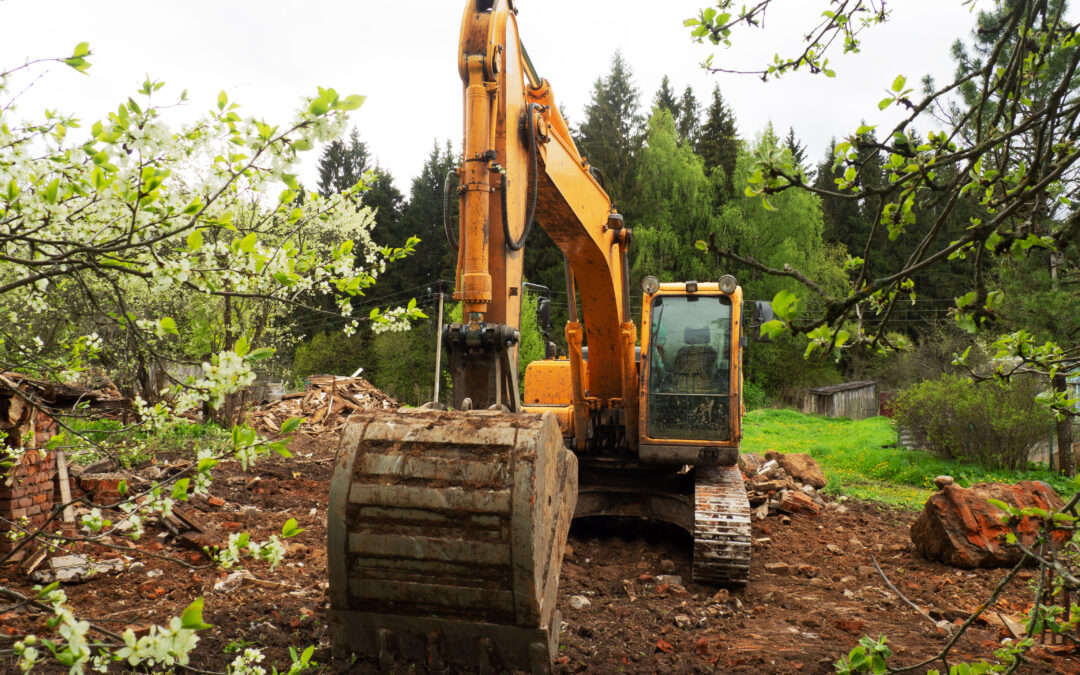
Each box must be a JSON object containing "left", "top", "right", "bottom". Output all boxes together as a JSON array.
[
  {"left": 746, "top": 333, "right": 844, "bottom": 406},
  {"left": 893, "top": 374, "right": 1055, "bottom": 470},
  {"left": 743, "top": 380, "right": 769, "bottom": 411}
]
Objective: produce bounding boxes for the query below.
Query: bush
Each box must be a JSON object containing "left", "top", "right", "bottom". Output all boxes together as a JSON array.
[
  {"left": 743, "top": 380, "right": 769, "bottom": 411},
  {"left": 746, "top": 333, "right": 844, "bottom": 406},
  {"left": 893, "top": 374, "right": 1055, "bottom": 470}
]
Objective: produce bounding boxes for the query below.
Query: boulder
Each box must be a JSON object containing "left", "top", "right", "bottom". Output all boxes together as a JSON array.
[
  {"left": 737, "top": 453, "right": 765, "bottom": 477},
  {"left": 910, "top": 481, "right": 1065, "bottom": 569},
  {"left": 779, "top": 489, "right": 821, "bottom": 516},
  {"left": 765, "top": 451, "right": 827, "bottom": 489}
]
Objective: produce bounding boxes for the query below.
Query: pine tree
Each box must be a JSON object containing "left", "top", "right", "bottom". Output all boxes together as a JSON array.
[
  {"left": 575, "top": 51, "right": 644, "bottom": 213},
  {"left": 652, "top": 75, "right": 680, "bottom": 118},
  {"left": 397, "top": 140, "right": 458, "bottom": 288},
  {"left": 676, "top": 85, "right": 700, "bottom": 147},
  {"left": 783, "top": 126, "right": 810, "bottom": 181},
  {"left": 696, "top": 85, "right": 740, "bottom": 201},
  {"left": 317, "top": 128, "right": 369, "bottom": 197}
]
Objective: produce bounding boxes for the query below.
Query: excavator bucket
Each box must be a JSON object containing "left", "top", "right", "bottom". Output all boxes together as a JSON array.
[{"left": 327, "top": 408, "right": 577, "bottom": 673}]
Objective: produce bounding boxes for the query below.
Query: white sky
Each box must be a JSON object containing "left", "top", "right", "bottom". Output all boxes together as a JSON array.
[{"left": 1, "top": 1, "right": 985, "bottom": 193}]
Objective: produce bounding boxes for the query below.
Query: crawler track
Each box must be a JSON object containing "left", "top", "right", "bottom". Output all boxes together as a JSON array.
[{"left": 692, "top": 464, "right": 752, "bottom": 584}]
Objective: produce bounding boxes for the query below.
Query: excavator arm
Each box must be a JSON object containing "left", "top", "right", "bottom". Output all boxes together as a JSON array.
[{"left": 449, "top": 0, "right": 639, "bottom": 450}]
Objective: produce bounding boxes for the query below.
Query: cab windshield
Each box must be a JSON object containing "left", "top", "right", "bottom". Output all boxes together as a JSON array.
[{"left": 646, "top": 295, "right": 732, "bottom": 441}]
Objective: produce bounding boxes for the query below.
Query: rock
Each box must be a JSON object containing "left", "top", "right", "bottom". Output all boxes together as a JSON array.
[
  {"left": 738, "top": 453, "right": 765, "bottom": 476},
  {"left": 795, "top": 564, "right": 819, "bottom": 578},
  {"left": 765, "top": 451, "right": 827, "bottom": 489},
  {"left": 826, "top": 544, "right": 843, "bottom": 555},
  {"left": 213, "top": 571, "right": 246, "bottom": 593},
  {"left": 751, "top": 502, "right": 769, "bottom": 521},
  {"left": 933, "top": 475, "right": 955, "bottom": 490},
  {"left": 30, "top": 555, "right": 126, "bottom": 583},
  {"left": 780, "top": 515, "right": 792, "bottom": 526},
  {"left": 857, "top": 565, "right": 876, "bottom": 577},
  {"left": 709, "top": 588, "right": 730, "bottom": 604},
  {"left": 839, "top": 575, "right": 857, "bottom": 584},
  {"left": 780, "top": 490, "right": 821, "bottom": 517},
  {"left": 674, "top": 614, "right": 693, "bottom": 629},
  {"left": 756, "top": 459, "right": 780, "bottom": 476},
  {"left": 656, "top": 574, "right": 683, "bottom": 586},
  {"left": 764, "top": 562, "right": 791, "bottom": 575},
  {"left": 659, "top": 558, "right": 676, "bottom": 573},
  {"left": 801, "top": 484, "right": 817, "bottom": 497},
  {"left": 751, "top": 479, "right": 785, "bottom": 492},
  {"left": 569, "top": 595, "right": 591, "bottom": 610},
  {"left": 910, "top": 481, "right": 1066, "bottom": 569}
]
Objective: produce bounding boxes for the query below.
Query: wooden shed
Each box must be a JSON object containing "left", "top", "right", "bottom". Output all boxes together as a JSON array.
[{"left": 803, "top": 381, "right": 878, "bottom": 420}]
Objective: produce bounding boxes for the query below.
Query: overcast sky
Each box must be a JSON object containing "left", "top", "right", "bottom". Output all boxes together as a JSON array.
[{"left": 2, "top": 1, "right": 985, "bottom": 193}]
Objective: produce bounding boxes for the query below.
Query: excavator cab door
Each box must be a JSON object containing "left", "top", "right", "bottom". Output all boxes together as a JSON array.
[{"left": 638, "top": 290, "right": 740, "bottom": 466}]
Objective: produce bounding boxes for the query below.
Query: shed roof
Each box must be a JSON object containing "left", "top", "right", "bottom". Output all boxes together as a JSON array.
[{"left": 806, "top": 381, "right": 876, "bottom": 395}]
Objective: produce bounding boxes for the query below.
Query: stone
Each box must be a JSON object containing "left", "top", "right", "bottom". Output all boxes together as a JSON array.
[
  {"left": 780, "top": 515, "right": 792, "bottom": 526},
  {"left": 214, "top": 571, "right": 246, "bottom": 593},
  {"left": 826, "top": 544, "right": 843, "bottom": 555},
  {"left": 910, "top": 481, "right": 1066, "bottom": 569},
  {"left": 780, "top": 490, "right": 821, "bottom": 517},
  {"left": 30, "top": 555, "right": 126, "bottom": 583},
  {"left": 738, "top": 453, "right": 765, "bottom": 477},
  {"left": 765, "top": 451, "right": 827, "bottom": 489},
  {"left": 751, "top": 502, "right": 769, "bottom": 521},
  {"left": 756, "top": 459, "right": 780, "bottom": 476},
  {"left": 795, "top": 564, "right": 819, "bottom": 578},
  {"left": 709, "top": 588, "right": 730, "bottom": 604},
  {"left": 857, "top": 565, "right": 876, "bottom": 578},
  {"left": 569, "top": 595, "right": 591, "bottom": 610},
  {"left": 933, "top": 475, "right": 955, "bottom": 490},
  {"left": 674, "top": 614, "right": 693, "bottom": 629},
  {"left": 764, "top": 562, "right": 791, "bottom": 575},
  {"left": 659, "top": 558, "right": 676, "bottom": 573},
  {"left": 802, "top": 484, "right": 817, "bottom": 497}
]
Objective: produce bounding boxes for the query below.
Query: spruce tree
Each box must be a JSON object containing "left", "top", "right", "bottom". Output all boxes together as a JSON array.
[
  {"left": 317, "top": 128, "right": 369, "bottom": 197},
  {"left": 676, "top": 85, "right": 700, "bottom": 147},
  {"left": 696, "top": 85, "right": 739, "bottom": 201},
  {"left": 652, "top": 75, "right": 680, "bottom": 118},
  {"left": 397, "top": 140, "right": 458, "bottom": 288},
  {"left": 575, "top": 51, "right": 644, "bottom": 213},
  {"left": 783, "top": 126, "right": 810, "bottom": 180}
]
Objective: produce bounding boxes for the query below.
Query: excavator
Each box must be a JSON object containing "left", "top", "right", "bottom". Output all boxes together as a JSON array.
[{"left": 327, "top": 1, "right": 754, "bottom": 671}]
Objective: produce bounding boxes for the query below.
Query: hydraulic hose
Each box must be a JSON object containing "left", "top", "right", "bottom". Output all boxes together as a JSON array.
[
  {"left": 503, "top": 103, "right": 540, "bottom": 252},
  {"left": 443, "top": 169, "right": 458, "bottom": 249}
]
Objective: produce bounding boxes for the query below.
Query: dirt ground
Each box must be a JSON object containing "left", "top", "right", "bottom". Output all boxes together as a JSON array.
[{"left": 2, "top": 429, "right": 1079, "bottom": 674}]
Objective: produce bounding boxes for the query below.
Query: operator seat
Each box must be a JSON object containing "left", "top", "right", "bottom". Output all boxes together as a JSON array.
[{"left": 671, "top": 327, "right": 718, "bottom": 393}]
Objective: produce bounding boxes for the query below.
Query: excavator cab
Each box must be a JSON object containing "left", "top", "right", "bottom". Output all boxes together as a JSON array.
[{"left": 638, "top": 277, "right": 743, "bottom": 467}]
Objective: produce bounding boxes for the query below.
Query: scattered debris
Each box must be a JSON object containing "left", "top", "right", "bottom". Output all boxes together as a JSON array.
[
  {"left": 569, "top": 595, "right": 591, "bottom": 610},
  {"left": 30, "top": 554, "right": 127, "bottom": 583},
  {"left": 246, "top": 375, "right": 396, "bottom": 434}
]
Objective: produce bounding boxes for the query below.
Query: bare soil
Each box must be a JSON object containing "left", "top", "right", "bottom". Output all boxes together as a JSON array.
[{"left": 3, "top": 429, "right": 1079, "bottom": 674}]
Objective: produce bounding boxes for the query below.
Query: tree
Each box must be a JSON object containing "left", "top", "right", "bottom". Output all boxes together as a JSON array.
[
  {"left": 783, "top": 126, "right": 810, "bottom": 181},
  {"left": 0, "top": 47, "right": 421, "bottom": 673},
  {"left": 696, "top": 84, "right": 740, "bottom": 202},
  {"left": 575, "top": 50, "right": 645, "bottom": 212},
  {"left": 689, "top": 1, "right": 1080, "bottom": 670},
  {"left": 396, "top": 140, "right": 458, "bottom": 288},
  {"left": 316, "top": 127, "right": 369, "bottom": 198},
  {"left": 676, "top": 85, "right": 701, "bottom": 147},
  {"left": 652, "top": 74, "right": 680, "bottom": 118}
]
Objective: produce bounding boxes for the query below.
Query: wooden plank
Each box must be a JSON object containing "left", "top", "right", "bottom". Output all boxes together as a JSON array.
[{"left": 54, "top": 450, "right": 74, "bottom": 522}]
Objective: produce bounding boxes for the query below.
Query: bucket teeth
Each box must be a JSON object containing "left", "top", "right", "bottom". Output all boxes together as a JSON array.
[{"left": 693, "top": 465, "right": 752, "bottom": 585}]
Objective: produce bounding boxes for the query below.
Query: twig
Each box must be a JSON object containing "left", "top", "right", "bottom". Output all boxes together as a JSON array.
[{"left": 870, "top": 554, "right": 937, "bottom": 628}]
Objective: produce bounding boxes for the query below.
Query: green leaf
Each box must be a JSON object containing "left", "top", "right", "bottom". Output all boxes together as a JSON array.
[
  {"left": 280, "top": 417, "right": 304, "bottom": 434},
  {"left": 217, "top": 91, "right": 228, "bottom": 111},
  {"left": 878, "top": 97, "right": 893, "bottom": 111},
  {"left": 117, "top": 479, "right": 127, "bottom": 497},
  {"left": 234, "top": 336, "right": 250, "bottom": 357},
  {"left": 5, "top": 179, "right": 18, "bottom": 202},
  {"left": 891, "top": 74, "right": 907, "bottom": 92},
  {"left": 760, "top": 320, "right": 785, "bottom": 340},
  {"left": 340, "top": 94, "right": 366, "bottom": 111},
  {"left": 180, "top": 597, "right": 214, "bottom": 631},
  {"left": 309, "top": 97, "right": 330, "bottom": 117},
  {"left": 268, "top": 441, "right": 292, "bottom": 458},
  {"left": 43, "top": 178, "right": 60, "bottom": 205},
  {"left": 246, "top": 347, "right": 275, "bottom": 362},
  {"left": 694, "top": 240, "right": 708, "bottom": 252},
  {"left": 73, "top": 42, "right": 90, "bottom": 58},
  {"left": 186, "top": 229, "right": 204, "bottom": 250},
  {"left": 239, "top": 232, "right": 257, "bottom": 253},
  {"left": 172, "top": 478, "right": 190, "bottom": 500},
  {"left": 159, "top": 317, "right": 179, "bottom": 336},
  {"left": 282, "top": 518, "right": 306, "bottom": 538},
  {"left": 44, "top": 433, "right": 66, "bottom": 450},
  {"left": 771, "top": 290, "right": 799, "bottom": 320}
]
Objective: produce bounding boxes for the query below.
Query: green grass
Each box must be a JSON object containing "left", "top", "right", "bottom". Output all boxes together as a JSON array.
[
  {"left": 57, "top": 417, "right": 229, "bottom": 466},
  {"left": 742, "top": 408, "right": 1076, "bottom": 509}
]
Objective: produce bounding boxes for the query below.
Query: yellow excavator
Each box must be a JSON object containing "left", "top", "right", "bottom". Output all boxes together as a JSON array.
[{"left": 327, "top": 1, "right": 755, "bottom": 671}]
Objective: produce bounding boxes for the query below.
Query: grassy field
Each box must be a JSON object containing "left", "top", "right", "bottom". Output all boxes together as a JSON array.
[{"left": 741, "top": 408, "right": 1076, "bottom": 508}]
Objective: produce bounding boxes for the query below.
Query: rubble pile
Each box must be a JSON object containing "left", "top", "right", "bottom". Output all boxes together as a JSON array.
[
  {"left": 246, "top": 375, "right": 397, "bottom": 434},
  {"left": 738, "top": 451, "right": 828, "bottom": 520}
]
